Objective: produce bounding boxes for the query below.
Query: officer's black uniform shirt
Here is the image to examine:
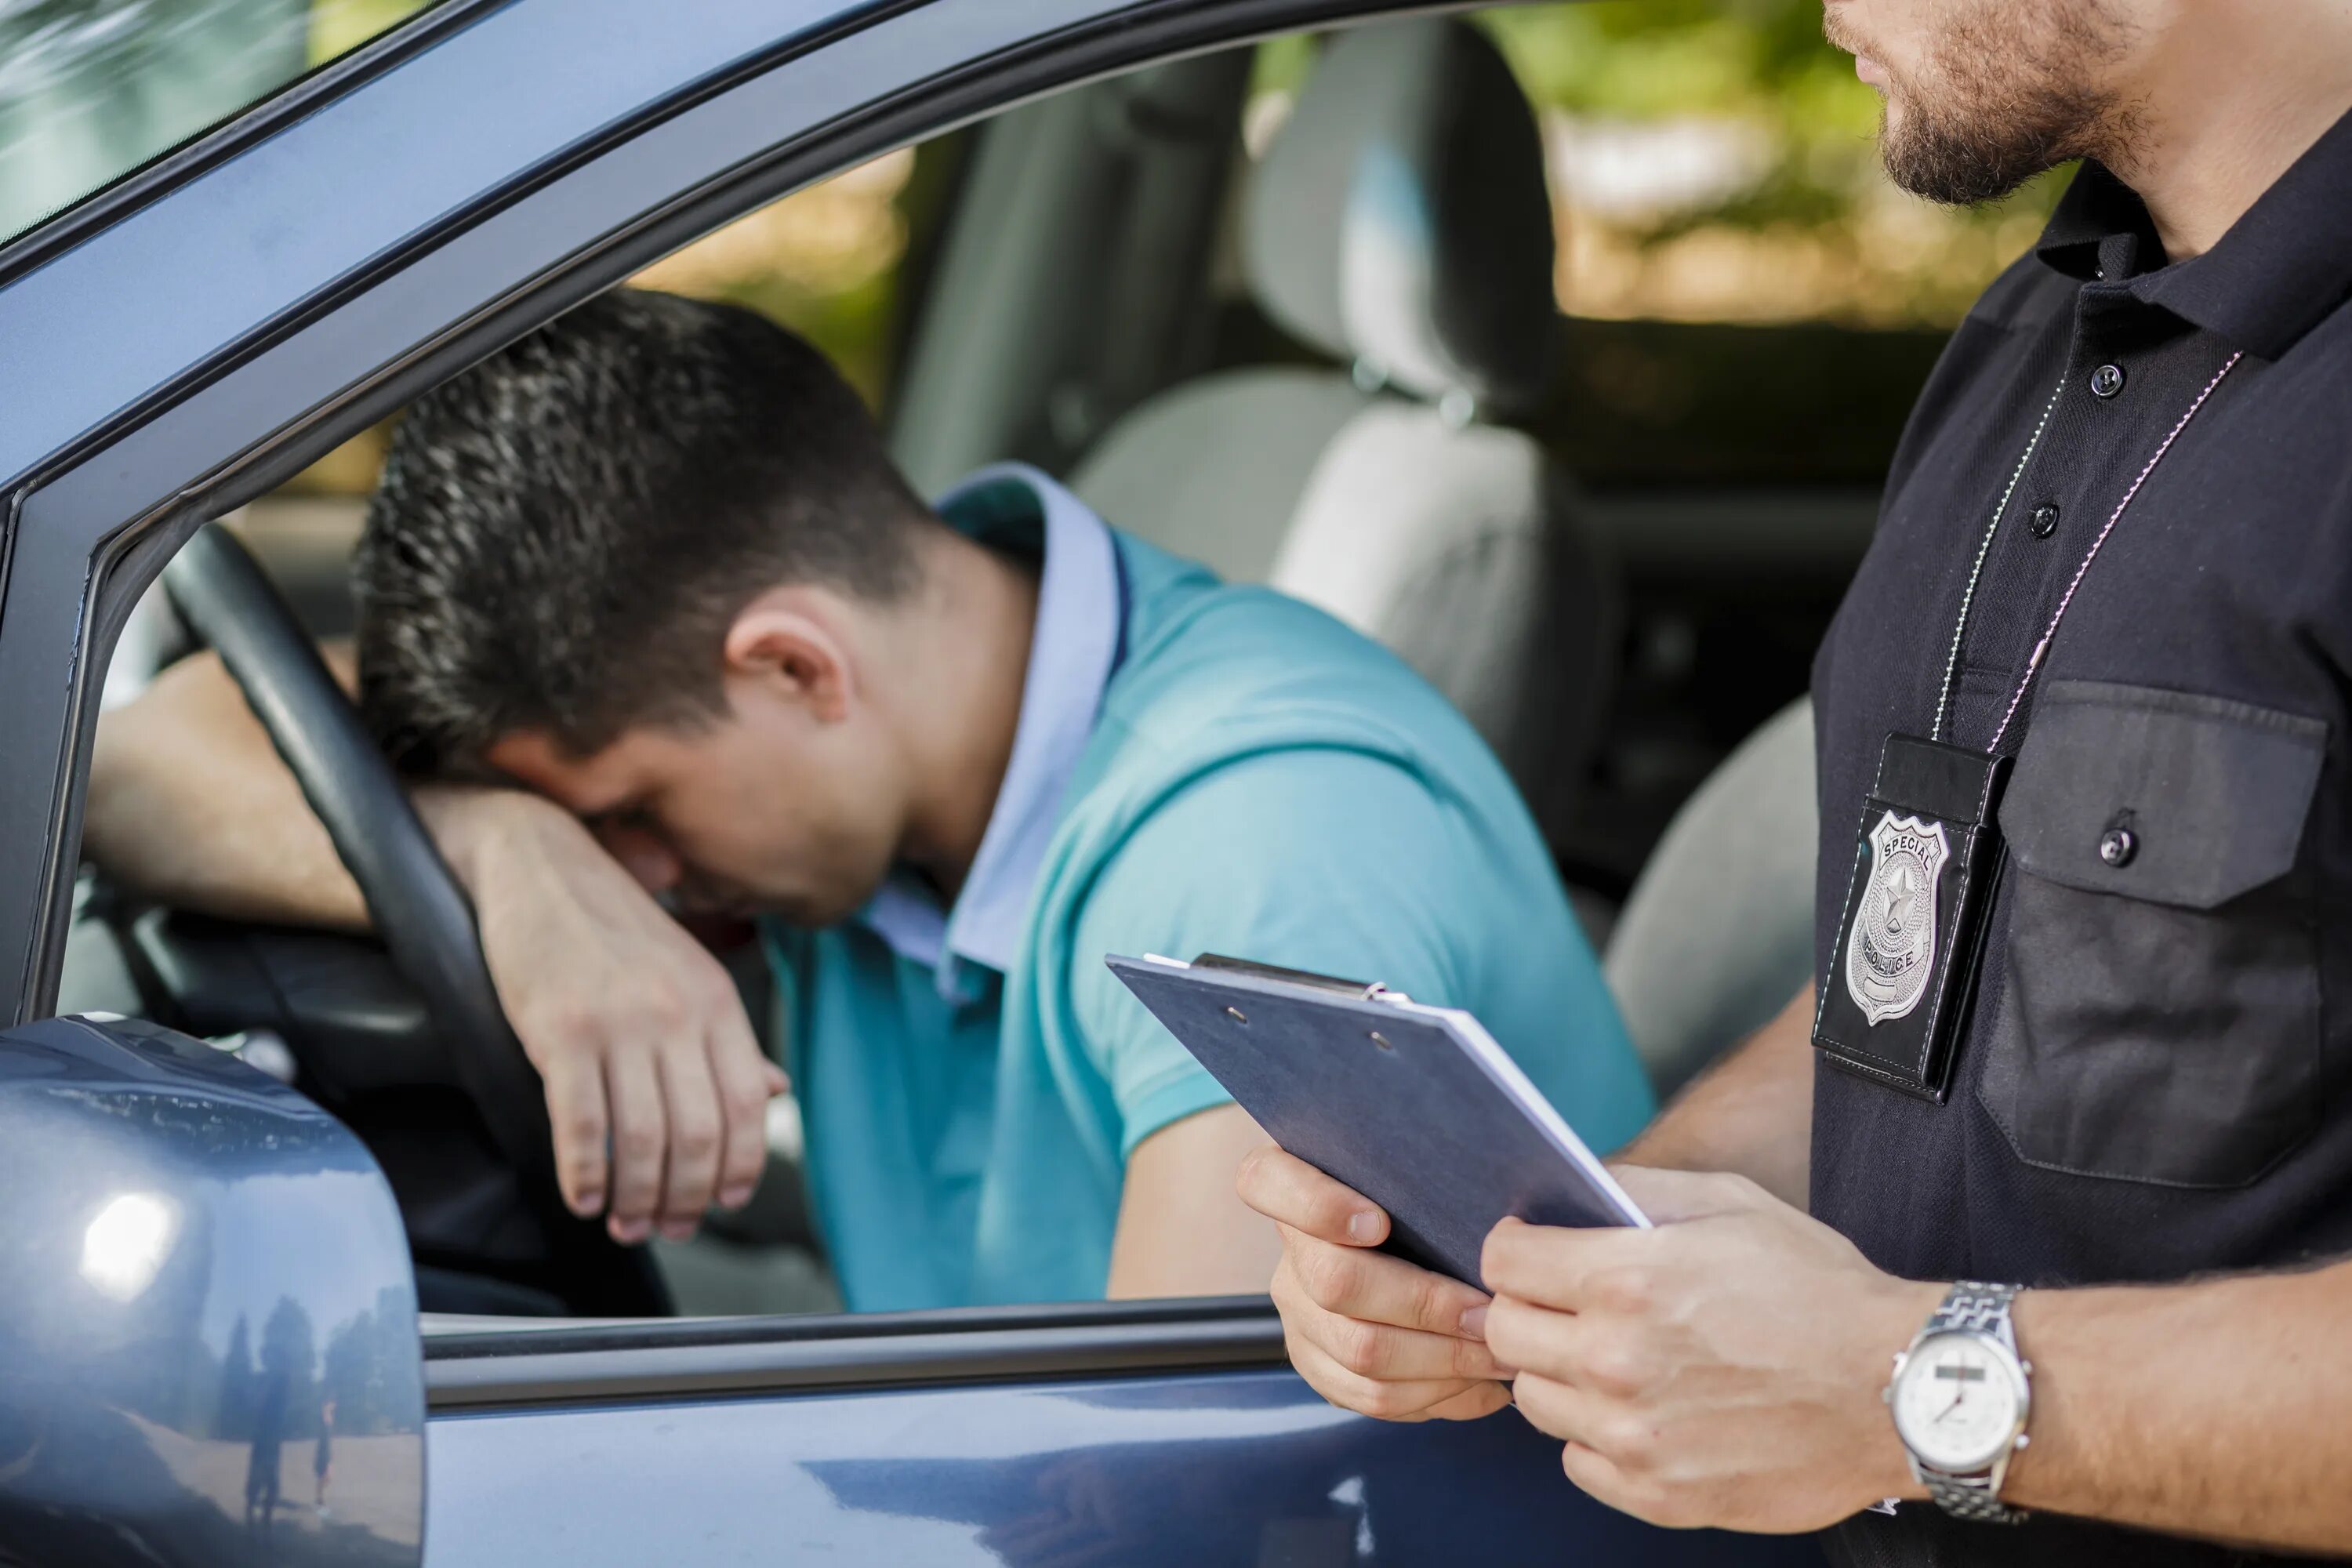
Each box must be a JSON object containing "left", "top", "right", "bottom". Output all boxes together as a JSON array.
[{"left": 1810, "top": 108, "right": 2352, "bottom": 1568}]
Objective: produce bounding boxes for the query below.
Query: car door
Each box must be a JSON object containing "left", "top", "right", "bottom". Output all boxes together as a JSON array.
[
  {"left": 419, "top": 1302, "right": 1785, "bottom": 1566},
  {"left": 0, "top": 4, "right": 1827, "bottom": 1563}
]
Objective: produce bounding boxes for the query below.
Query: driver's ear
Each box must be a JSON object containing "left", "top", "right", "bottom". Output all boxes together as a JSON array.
[{"left": 722, "top": 595, "right": 853, "bottom": 724}]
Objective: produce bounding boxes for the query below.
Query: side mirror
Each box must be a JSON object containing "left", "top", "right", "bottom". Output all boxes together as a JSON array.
[{"left": 0, "top": 1014, "right": 423, "bottom": 1568}]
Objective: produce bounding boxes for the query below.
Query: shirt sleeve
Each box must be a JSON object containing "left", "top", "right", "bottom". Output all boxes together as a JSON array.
[{"left": 1066, "top": 746, "right": 1475, "bottom": 1157}]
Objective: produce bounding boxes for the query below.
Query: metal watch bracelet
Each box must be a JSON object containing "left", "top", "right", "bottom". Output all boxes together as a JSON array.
[{"left": 1909, "top": 1282, "right": 2031, "bottom": 1526}]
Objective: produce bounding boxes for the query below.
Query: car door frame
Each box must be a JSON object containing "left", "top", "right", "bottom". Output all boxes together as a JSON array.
[
  {"left": 0, "top": 17, "right": 1847, "bottom": 1561},
  {"left": 415, "top": 1299, "right": 1829, "bottom": 1568}
]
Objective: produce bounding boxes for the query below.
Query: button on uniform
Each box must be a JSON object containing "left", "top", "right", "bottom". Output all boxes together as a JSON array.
[
  {"left": 2098, "top": 825, "right": 2137, "bottom": 866},
  {"left": 2091, "top": 362, "right": 2127, "bottom": 397},
  {"left": 2030, "top": 503, "right": 2061, "bottom": 538}
]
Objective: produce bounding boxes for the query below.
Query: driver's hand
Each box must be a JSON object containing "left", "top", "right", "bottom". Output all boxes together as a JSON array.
[
  {"left": 423, "top": 787, "right": 787, "bottom": 1243},
  {"left": 1236, "top": 1145, "right": 1514, "bottom": 1421}
]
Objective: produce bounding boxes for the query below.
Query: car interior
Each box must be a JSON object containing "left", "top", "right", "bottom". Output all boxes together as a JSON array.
[{"left": 56, "top": 12, "right": 1941, "bottom": 1322}]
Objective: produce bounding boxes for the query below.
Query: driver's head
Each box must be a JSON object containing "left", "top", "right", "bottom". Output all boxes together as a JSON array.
[{"left": 356, "top": 288, "right": 942, "bottom": 927}]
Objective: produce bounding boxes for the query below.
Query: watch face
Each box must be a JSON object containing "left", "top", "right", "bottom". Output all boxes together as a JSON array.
[{"left": 1891, "top": 1332, "right": 2025, "bottom": 1472}]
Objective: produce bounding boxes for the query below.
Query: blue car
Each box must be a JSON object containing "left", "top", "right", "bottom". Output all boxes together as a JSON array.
[{"left": 0, "top": 2, "right": 1874, "bottom": 1563}]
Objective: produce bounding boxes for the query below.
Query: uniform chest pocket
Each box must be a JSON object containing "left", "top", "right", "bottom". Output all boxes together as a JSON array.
[{"left": 1977, "top": 680, "right": 2327, "bottom": 1188}]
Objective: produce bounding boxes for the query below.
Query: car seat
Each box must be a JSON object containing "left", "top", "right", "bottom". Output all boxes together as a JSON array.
[
  {"left": 1603, "top": 696, "right": 1819, "bottom": 1099},
  {"left": 1069, "top": 16, "right": 1618, "bottom": 829}
]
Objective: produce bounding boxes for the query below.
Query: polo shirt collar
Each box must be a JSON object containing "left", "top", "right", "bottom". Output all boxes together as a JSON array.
[
  {"left": 858, "top": 463, "right": 1123, "bottom": 999},
  {"left": 2034, "top": 105, "right": 2352, "bottom": 360}
]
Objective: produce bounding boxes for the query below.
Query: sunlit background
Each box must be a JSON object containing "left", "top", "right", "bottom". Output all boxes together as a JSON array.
[
  {"left": 3, "top": 0, "right": 2065, "bottom": 497},
  {"left": 625, "top": 1, "right": 2064, "bottom": 398}
]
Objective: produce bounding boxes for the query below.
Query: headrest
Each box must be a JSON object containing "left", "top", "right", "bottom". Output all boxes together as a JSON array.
[{"left": 1245, "top": 18, "right": 1557, "bottom": 416}]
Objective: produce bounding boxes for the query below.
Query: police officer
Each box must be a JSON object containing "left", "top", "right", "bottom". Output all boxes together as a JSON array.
[{"left": 1237, "top": 0, "right": 2352, "bottom": 1560}]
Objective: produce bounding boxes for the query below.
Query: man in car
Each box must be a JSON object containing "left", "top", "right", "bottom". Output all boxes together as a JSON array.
[
  {"left": 85, "top": 287, "right": 1653, "bottom": 1311},
  {"left": 1242, "top": 0, "right": 2352, "bottom": 1562}
]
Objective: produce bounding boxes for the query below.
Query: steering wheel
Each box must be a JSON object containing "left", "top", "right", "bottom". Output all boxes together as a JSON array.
[{"left": 158, "top": 522, "right": 666, "bottom": 1315}]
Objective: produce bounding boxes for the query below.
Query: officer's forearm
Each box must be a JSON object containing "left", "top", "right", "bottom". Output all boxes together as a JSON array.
[
  {"left": 2004, "top": 1258, "right": 2352, "bottom": 1552},
  {"left": 1617, "top": 982, "right": 1814, "bottom": 1207}
]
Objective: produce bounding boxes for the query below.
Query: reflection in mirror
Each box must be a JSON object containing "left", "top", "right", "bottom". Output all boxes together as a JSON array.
[{"left": 0, "top": 1014, "right": 424, "bottom": 1568}]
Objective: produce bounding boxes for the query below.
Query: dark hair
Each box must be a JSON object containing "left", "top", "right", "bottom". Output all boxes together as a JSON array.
[{"left": 354, "top": 288, "right": 929, "bottom": 773}]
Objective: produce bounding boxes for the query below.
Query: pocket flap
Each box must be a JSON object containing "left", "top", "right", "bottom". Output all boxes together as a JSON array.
[{"left": 1999, "top": 681, "right": 2325, "bottom": 909}]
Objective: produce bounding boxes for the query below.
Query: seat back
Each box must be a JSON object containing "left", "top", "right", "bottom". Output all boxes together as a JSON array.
[
  {"left": 1071, "top": 16, "right": 1617, "bottom": 823},
  {"left": 1604, "top": 697, "right": 1819, "bottom": 1099}
]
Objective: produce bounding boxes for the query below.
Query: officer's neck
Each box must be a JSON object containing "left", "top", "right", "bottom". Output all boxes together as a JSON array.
[{"left": 2103, "top": 6, "right": 2352, "bottom": 263}]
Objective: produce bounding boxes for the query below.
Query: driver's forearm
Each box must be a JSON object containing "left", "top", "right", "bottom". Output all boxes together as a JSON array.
[
  {"left": 2002, "top": 1258, "right": 2352, "bottom": 1552},
  {"left": 86, "top": 649, "right": 371, "bottom": 929},
  {"left": 1617, "top": 982, "right": 1815, "bottom": 1207}
]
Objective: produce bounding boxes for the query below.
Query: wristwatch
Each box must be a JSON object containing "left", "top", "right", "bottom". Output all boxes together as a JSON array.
[{"left": 1882, "top": 1281, "right": 2033, "bottom": 1523}]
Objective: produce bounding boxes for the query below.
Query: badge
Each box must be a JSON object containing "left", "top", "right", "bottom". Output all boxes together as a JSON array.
[
  {"left": 1810, "top": 354, "right": 2235, "bottom": 1103},
  {"left": 1814, "top": 735, "right": 2010, "bottom": 1103},
  {"left": 1846, "top": 812, "right": 1950, "bottom": 1025}
]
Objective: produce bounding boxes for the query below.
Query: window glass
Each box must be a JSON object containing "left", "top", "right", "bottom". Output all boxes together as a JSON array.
[{"left": 0, "top": 0, "right": 437, "bottom": 248}]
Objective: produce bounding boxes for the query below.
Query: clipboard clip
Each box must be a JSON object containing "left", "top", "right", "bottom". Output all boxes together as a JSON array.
[{"left": 1189, "top": 953, "right": 1411, "bottom": 1005}]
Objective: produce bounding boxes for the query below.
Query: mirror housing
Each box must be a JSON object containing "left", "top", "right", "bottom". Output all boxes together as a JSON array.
[{"left": 0, "top": 1014, "right": 424, "bottom": 1567}]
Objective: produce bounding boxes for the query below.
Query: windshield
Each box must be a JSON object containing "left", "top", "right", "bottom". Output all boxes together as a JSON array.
[{"left": 0, "top": 0, "right": 437, "bottom": 249}]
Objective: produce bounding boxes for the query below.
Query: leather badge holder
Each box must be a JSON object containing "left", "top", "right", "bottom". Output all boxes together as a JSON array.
[{"left": 1813, "top": 733, "right": 2013, "bottom": 1102}]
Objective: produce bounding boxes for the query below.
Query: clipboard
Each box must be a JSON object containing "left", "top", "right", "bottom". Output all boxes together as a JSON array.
[{"left": 1107, "top": 953, "right": 1646, "bottom": 1293}]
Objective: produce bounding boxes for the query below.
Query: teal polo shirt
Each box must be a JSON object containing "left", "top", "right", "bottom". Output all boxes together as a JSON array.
[{"left": 763, "top": 464, "right": 1653, "bottom": 1312}]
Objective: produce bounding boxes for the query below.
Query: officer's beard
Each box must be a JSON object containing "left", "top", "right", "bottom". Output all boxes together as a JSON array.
[{"left": 1825, "top": 0, "right": 2146, "bottom": 207}]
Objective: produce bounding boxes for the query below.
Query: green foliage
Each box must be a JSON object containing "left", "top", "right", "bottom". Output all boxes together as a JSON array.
[
  {"left": 1249, "top": 31, "right": 1319, "bottom": 96},
  {"left": 1479, "top": 0, "right": 2061, "bottom": 227},
  {"left": 1471, "top": 2, "right": 2065, "bottom": 324},
  {"left": 1480, "top": 0, "right": 1869, "bottom": 129},
  {"left": 307, "top": 0, "right": 434, "bottom": 64}
]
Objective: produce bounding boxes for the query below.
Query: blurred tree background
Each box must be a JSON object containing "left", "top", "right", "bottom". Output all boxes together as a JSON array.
[
  {"left": 1257, "top": 2, "right": 2064, "bottom": 327},
  {"left": 5, "top": 0, "right": 2067, "bottom": 496},
  {"left": 1481, "top": 1, "right": 2065, "bottom": 325}
]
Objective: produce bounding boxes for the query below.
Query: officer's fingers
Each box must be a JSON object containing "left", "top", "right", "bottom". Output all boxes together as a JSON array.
[
  {"left": 1425, "top": 1381, "right": 1516, "bottom": 1421},
  {"left": 1481, "top": 1216, "right": 1646, "bottom": 1312},
  {"left": 1549, "top": 1404, "right": 1689, "bottom": 1527},
  {"left": 1326, "top": 1315, "right": 1516, "bottom": 1384},
  {"left": 1274, "top": 1255, "right": 1514, "bottom": 1382},
  {"left": 540, "top": 1055, "right": 609, "bottom": 1218},
  {"left": 1508, "top": 1370, "right": 1612, "bottom": 1447},
  {"left": 1283, "top": 1334, "right": 1492, "bottom": 1424},
  {"left": 1480, "top": 1293, "right": 1594, "bottom": 1388},
  {"left": 602, "top": 1047, "right": 666, "bottom": 1244},
  {"left": 654, "top": 1044, "right": 723, "bottom": 1240},
  {"left": 1237, "top": 1145, "right": 1386, "bottom": 1244},
  {"left": 705, "top": 1015, "right": 779, "bottom": 1213},
  {"left": 1279, "top": 1223, "right": 1496, "bottom": 1342},
  {"left": 1559, "top": 1442, "right": 1669, "bottom": 1526}
]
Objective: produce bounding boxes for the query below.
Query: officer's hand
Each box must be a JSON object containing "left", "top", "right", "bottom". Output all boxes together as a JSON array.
[
  {"left": 1482, "top": 1166, "right": 1937, "bottom": 1533},
  {"left": 1236, "top": 1145, "right": 1513, "bottom": 1422},
  {"left": 423, "top": 787, "right": 788, "bottom": 1244}
]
